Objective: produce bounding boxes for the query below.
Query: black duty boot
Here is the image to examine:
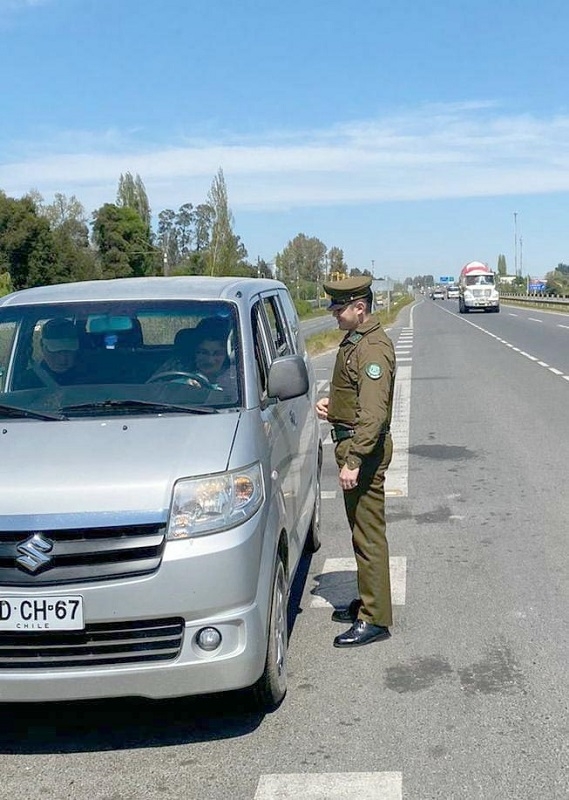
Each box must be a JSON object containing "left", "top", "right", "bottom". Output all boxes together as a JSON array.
[{"left": 333, "top": 620, "right": 391, "bottom": 648}]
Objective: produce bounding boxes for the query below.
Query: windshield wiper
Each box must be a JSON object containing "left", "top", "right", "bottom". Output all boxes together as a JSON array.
[
  {"left": 61, "top": 399, "right": 218, "bottom": 415},
  {"left": 0, "top": 403, "right": 67, "bottom": 421}
]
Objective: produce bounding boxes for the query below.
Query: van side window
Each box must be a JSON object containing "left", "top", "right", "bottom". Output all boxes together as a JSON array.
[
  {"left": 251, "top": 303, "right": 269, "bottom": 397},
  {"left": 277, "top": 290, "right": 302, "bottom": 354},
  {"left": 261, "top": 295, "right": 291, "bottom": 356}
]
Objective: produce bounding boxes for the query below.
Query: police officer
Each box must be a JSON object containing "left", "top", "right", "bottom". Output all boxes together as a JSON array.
[{"left": 316, "top": 276, "right": 396, "bottom": 647}]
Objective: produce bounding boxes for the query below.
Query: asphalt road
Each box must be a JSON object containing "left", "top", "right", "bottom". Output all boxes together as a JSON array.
[{"left": 0, "top": 298, "right": 566, "bottom": 799}]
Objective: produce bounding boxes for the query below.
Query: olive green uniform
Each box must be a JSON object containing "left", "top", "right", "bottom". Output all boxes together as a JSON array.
[{"left": 328, "top": 317, "right": 396, "bottom": 627}]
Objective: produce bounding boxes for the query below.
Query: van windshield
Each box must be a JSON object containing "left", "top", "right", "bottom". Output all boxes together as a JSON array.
[{"left": 0, "top": 300, "right": 242, "bottom": 418}]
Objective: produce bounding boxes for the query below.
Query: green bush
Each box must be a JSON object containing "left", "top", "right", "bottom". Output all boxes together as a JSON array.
[
  {"left": 0, "top": 272, "right": 13, "bottom": 297},
  {"left": 294, "top": 298, "right": 313, "bottom": 318}
]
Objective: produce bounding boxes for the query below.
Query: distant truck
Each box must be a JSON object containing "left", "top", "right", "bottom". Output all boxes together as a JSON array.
[{"left": 458, "top": 261, "right": 500, "bottom": 313}]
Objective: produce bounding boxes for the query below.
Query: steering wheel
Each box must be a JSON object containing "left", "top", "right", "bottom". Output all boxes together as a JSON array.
[{"left": 146, "top": 370, "right": 220, "bottom": 390}]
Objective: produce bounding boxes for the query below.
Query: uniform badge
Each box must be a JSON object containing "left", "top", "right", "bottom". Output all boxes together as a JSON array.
[
  {"left": 365, "top": 363, "right": 383, "bottom": 379},
  {"left": 348, "top": 332, "right": 362, "bottom": 344}
]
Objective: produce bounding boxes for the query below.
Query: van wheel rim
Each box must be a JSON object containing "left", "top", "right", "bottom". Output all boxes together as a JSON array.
[{"left": 274, "top": 569, "right": 287, "bottom": 681}]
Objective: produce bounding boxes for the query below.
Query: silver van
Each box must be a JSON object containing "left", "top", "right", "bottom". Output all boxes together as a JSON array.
[{"left": 0, "top": 276, "right": 322, "bottom": 710}]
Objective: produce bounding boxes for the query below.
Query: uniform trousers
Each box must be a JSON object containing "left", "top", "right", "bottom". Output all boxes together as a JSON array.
[{"left": 335, "top": 434, "right": 393, "bottom": 627}]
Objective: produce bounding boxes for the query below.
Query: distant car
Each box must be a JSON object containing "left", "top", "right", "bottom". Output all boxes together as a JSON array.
[
  {"left": 432, "top": 288, "right": 445, "bottom": 300},
  {"left": 446, "top": 286, "right": 459, "bottom": 299}
]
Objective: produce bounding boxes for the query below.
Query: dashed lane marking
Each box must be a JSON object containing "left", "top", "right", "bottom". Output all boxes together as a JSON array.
[
  {"left": 310, "top": 556, "right": 407, "bottom": 608},
  {"left": 436, "top": 305, "right": 569, "bottom": 382},
  {"left": 254, "top": 772, "right": 403, "bottom": 800}
]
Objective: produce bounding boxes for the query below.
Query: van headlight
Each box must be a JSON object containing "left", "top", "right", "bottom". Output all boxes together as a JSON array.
[{"left": 167, "top": 463, "right": 264, "bottom": 539}]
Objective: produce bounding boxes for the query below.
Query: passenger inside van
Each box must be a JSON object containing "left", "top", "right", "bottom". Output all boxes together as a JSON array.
[{"left": 151, "top": 318, "right": 237, "bottom": 402}]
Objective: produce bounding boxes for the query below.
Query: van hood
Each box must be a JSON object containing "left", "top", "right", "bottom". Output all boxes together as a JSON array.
[{"left": 0, "top": 413, "right": 240, "bottom": 529}]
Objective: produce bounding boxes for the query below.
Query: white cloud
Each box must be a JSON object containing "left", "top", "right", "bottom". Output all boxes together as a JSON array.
[{"left": 2, "top": 103, "right": 569, "bottom": 215}]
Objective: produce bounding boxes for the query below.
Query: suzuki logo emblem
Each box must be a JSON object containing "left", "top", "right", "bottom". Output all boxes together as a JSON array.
[{"left": 16, "top": 533, "right": 54, "bottom": 573}]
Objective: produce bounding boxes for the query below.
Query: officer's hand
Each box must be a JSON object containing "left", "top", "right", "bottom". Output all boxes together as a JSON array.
[
  {"left": 315, "top": 397, "right": 329, "bottom": 420},
  {"left": 339, "top": 464, "right": 359, "bottom": 491}
]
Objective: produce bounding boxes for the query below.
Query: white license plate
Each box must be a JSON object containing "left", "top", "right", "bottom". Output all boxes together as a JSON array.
[{"left": 0, "top": 596, "right": 84, "bottom": 631}]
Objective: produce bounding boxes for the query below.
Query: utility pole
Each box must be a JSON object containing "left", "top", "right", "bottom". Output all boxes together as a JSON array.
[{"left": 513, "top": 212, "right": 518, "bottom": 276}]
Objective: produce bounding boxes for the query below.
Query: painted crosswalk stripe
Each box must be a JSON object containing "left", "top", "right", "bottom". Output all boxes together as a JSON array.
[
  {"left": 310, "top": 556, "right": 407, "bottom": 608},
  {"left": 254, "top": 772, "right": 403, "bottom": 799}
]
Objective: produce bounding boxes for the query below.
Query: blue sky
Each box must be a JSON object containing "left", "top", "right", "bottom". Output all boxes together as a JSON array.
[{"left": 1, "top": 0, "right": 568, "bottom": 280}]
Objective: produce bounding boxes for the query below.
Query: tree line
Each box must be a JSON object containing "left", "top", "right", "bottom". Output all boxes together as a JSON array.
[{"left": 0, "top": 169, "right": 374, "bottom": 302}]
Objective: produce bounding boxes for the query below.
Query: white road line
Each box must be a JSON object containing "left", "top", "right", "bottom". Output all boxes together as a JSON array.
[
  {"left": 528, "top": 317, "right": 542, "bottom": 322},
  {"left": 384, "top": 309, "right": 414, "bottom": 498},
  {"left": 255, "top": 772, "right": 403, "bottom": 800},
  {"left": 437, "top": 305, "right": 569, "bottom": 383},
  {"left": 386, "top": 365, "right": 411, "bottom": 497},
  {"left": 317, "top": 379, "right": 328, "bottom": 392},
  {"left": 310, "top": 556, "right": 407, "bottom": 607},
  {"left": 559, "top": 324, "right": 569, "bottom": 329},
  {"left": 321, "top": 490, "right": 337, "bottom": 500}
]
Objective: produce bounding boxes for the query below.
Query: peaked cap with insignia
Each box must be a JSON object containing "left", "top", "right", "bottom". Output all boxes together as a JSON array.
[{"left": 323, "top": 276, "right": 373, "bottom": 309}]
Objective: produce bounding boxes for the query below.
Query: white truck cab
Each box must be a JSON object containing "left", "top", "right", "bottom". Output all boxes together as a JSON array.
[{"left": 458, "top": 261, "right": 500, "bottom": 313}]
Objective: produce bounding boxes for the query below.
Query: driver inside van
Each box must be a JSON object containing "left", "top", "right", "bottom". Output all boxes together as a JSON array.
[{"left": 17, "top": 318, "right": 83, "bottom": 389}]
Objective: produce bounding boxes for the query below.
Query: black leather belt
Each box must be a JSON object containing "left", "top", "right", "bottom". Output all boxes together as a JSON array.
[
  {"left": 330, "top": 423, "right": 390, "bottom": 443},
  {"left": 330, "top": 425, "right": 355, "bottom": 443}
]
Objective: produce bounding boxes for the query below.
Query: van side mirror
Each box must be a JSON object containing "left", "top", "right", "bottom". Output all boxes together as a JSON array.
[{"left": 267, "top": 355, "right": 309, "bottom": 400}]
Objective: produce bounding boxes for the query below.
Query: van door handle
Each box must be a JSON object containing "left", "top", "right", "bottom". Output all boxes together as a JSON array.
[{"left": 289, "top": 409, "right": 297, "bottom": 427}]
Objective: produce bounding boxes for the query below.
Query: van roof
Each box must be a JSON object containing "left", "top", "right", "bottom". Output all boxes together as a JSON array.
[{"left": 0, "top": 276, "right": 284, "bottom": 307}]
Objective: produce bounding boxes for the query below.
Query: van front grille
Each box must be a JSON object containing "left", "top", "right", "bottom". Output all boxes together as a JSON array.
[
  {"left": 0, "top": 524, "right": 166, "bottom": 586},
  {"left": 0, "top": 617, "right": 184, "bottom": 669}
]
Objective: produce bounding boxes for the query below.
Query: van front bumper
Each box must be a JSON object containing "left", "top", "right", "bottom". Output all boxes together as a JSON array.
[{"left": 0, "top": 604, "right": 267, "bottom": 702}]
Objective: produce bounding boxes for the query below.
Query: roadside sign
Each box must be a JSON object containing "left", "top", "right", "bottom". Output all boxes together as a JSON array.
[
  {"left": 529, "top": 281, "right": 546, "bottom": 291},
  {"left": 439, "top": 276, "right": 454, "bottom": 283}
]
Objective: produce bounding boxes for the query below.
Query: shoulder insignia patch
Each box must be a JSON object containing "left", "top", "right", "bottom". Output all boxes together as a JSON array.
[
  {"left": 365, "top": 362, "right": 383, "bottom": 379},
  {"left": 348, "top": 332, "right": 363, "bottom": 344}
]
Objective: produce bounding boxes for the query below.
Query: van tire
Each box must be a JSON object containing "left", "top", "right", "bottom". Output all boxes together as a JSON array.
[
  {"left": 304, "top": 464, "right": 321, "bottom": 553},
  {"left": 252, "top": 556, "right": 288, "bottom": 711}
]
